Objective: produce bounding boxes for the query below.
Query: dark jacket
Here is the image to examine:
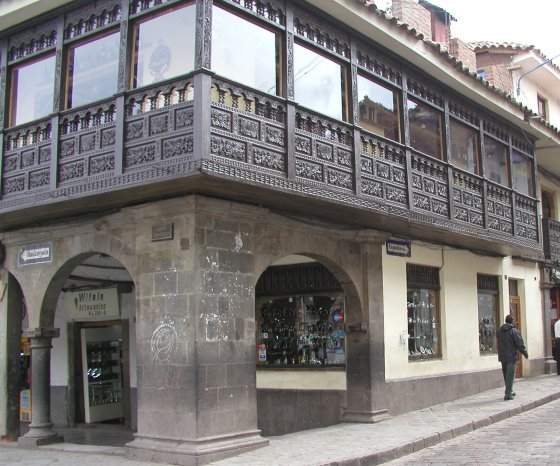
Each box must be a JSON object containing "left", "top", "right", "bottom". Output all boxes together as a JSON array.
[{"left": 497, "top": 323, "right": 528, "bottom": 363}]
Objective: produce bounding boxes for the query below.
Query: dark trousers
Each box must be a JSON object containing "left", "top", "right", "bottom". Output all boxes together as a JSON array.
[{"left": 501, "top": 361, "right": 516, "bottom": 397}]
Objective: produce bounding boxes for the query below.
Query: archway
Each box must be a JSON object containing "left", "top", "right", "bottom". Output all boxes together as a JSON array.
[
  {"left": 253, "top": 253, "right": 365, "bottom": 436},
  {"left": 23, "top": 252, "right": 137, "bottom": 443}
]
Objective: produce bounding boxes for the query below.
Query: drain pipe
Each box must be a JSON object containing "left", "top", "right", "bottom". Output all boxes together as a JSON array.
[{"left": 516, "top": 52, "right": 560, "bottom": 96}]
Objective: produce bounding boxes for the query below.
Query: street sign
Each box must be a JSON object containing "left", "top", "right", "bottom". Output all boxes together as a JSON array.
[
  {"left": 386, "top": 239, "right": 411, "bottom": 257},
  {"left": 18, "top": 242, "right": 53, "bottom": 266}
]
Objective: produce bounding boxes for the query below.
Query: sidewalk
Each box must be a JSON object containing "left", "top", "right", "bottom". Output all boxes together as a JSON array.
[{"left": 1, "top": 375, "right": 559, "bottom": 466}]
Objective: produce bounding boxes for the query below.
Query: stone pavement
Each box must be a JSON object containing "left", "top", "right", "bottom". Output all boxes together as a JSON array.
[{"left": 1, "top": 375, "right": 559, "bottom": 466}]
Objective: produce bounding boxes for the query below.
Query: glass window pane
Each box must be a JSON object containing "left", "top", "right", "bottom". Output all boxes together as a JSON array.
[
  {"left": 11, "top": 55, "right": 56, "bottom": 126},
  {"left": 357, "top": 75, "right": 401, "bottom": 142},
  {"left": 483, "top": 136, "right": 509, "bottom": 186},
  {"left": 449, "top": 119, "right": 480, "bottom": 174},
  {"left": 512, "top": 150, "right": 534, "bottom": 196},
  {"left": 212, "top": 6, "right": 279, "bottom": 95},
  {"left": 407, "top": 288, "right": 440, "bottom": 359},
  {"left": 67, "top": 32, "right": 120, "bottom": 108},
  {"left": 132, "top": 3, "right": 196, "bottom": 88},
  {"left": 478, "top": 292, "right": 498, "bottom": 354},
  {"left": 294, "top": 43, "right": 345, "bottom": 121},
  {"left": 407, "top": 98, "right": 443, "bottom": 159}
]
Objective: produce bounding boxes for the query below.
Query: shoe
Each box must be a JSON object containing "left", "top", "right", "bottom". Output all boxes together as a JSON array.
[
  {"left": 510, "top": 392, "right": 516, "bottom": 397},
  {"left": 504, "top": 396, "right": 514, "bottom": 401}
]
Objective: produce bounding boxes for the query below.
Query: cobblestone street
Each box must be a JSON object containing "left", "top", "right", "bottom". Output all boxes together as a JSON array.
[{"left": 386, "top": 398, "right": 560, "bottom": 465}]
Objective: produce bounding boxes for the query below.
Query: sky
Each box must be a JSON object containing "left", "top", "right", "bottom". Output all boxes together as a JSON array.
[{"left": 374, "top": 0, "right": 559, "bottom": 60}]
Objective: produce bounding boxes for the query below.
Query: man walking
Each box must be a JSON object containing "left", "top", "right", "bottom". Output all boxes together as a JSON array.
[{"left": 497, "top": 314, "right": 528, "bottom": 400}]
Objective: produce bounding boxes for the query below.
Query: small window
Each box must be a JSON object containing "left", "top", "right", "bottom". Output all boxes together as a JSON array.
[
  {"left": 511, "top": 150, "right": 534, "bottom": 197},
  {"left": 293, "top": 42, "right": 347, "bottom": 121},
  {"left": 482, "top": 135, "right": 509, "bottom": 187},
  {"left": 212, "top": 6, "right": 280, "bottom": 95},
  {"left": 407, "top": 264, "right": 441, "bottom": 360},
  {"left": 449, "top": 119, "right": 480, "bottom": 174},
  {"left": 407, "top": 98, "right": 443, "bottom": 159},
  {"left": 66, "top": 31, "right": 120, "bottom": 108},
  {"left": 357, "top": 74, "right": 401, "bottom": 142},
  {"left": 131, "top": 2, "right": 196, "bottom": 89},
  {"left": 10, "top": 54, "right": 56, "bottom": 126},
  {"left": 537, "top": 95, "right": 547, "bottom": 120},
  {"left": 477, "top": 274, "right": 499, "bottom": 355}
]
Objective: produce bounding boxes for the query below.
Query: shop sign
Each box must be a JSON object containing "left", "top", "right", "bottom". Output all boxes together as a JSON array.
[
  {"left": 18, "top": 242, "right": 52, "bottom": 266},
  {"left": 386, "top": 239, "right": 411, "bottom": 257},
  {"left": 258, "top": 343, "right": 267, "bottom": 362},
  {"left": 20, "top": 389, "right": 31, "bottom": 422},
  {"left": 68, "top": 288, "right": 120, "bottom": 320}
]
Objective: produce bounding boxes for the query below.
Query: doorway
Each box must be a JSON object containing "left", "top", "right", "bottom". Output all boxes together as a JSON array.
[{"left": 508, "top": 279, "right": 523, "bottom": 377}]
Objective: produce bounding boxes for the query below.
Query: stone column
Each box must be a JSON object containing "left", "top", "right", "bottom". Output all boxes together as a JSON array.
[
  {"left": 540, "top": 271, "right": 556, "bottom": 374},
  {"left": 18, "top": 328, "right": 63, "bottom": 447},
  {"left": 342, "top": 230, "right": 391, "bottom": 423}
]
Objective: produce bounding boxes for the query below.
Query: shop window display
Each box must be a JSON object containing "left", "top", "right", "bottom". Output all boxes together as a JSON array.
[
  {"left": 257, "top": 294, "right": 345, "bottom": 366},
  {"left": 477, "top": 274, "right": 499, "bottom": 354},
  {"left": 407, "top": 264, "right": 441, "bottom": 359}
]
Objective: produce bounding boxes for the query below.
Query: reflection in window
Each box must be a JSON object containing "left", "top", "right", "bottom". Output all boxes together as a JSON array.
[
  {"left": 357, "top": 75, "right": 400, "bottom": 142},
  {"left": 449, "top": 119, "right": 480, "bottom": 174},
  {"left": 407, "top": 98, "right": 443, "bottom": 159},
  {"left": 407, "top": 264, "right": 441, "bottom": 360},
  {"left": 212, "top": 6, "right": 279, "bottom": 95},
  {"left": 483, "top": 136, "right": 509, "bottom": 186},
  {"left": 294, "top": 43, "right": 345, "bottom": 121},
  {"left": 131, "top": 3, "right": 196, "bottom": 88},
  {"left": 10, "top": 54, "right": 56, "bottom": 126},
  {"left": 477, "top": 274, "right": 499, "bottom": 355},
  {"left": 512, "top": 150, "right": 534, "bottom": 196},
  {"left": 66, "top": 32, "right": 119, "bottom": 108}
]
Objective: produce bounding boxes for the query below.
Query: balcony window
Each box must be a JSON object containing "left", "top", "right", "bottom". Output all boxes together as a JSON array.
[
  {"left": 66, "top": 31, "right": 120, "bottom": 108},
  {"left": 294, "top": 42, "right": 346, "bottom": 121},
  {"left": 537, "top": 95, "right": 547, "bottom": 120},
  {"left": 483, "top": 136, "right": 509, "bottom": 186},
  {"left": 449, "top": 119, "right": 480, "bottom": 174},
  {"left": 212, "top": 6, "right": 280, "bottom": 95},
  {"left": 10, "top": 54, "right": 56, "bottom": 126},
  {"left": 512, "top": 150, "right": 534, "bottom": 196},
  {"left": 131, "top": 2, "right": 196, "bottom": 88},
  {"left": 407, "top": 264, "right": 441, "bottom": 360},
  {"left": 407, "top": 98, "right": 443, "bottom": 159},
  {"left": 357, "top": 75, "right": 401, "bottom": 142}
]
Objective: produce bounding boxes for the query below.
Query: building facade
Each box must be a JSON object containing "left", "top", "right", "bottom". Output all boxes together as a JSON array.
[{"left": 0, "top": 0, "right": 559, "bottom": 465}]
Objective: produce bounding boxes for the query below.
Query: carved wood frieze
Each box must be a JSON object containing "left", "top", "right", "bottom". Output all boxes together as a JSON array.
[
  {"left": 448, "top": 100, "right": 480, "bottom": 127},
  {"left": 356, "top": 46, "right": 402, "bottom": 87},
  {"left": 226, "top": 0, "right": 286, "bottom": 26},
  {"left": 7, "top": 21, "right": 57, "bottom": 63},
  {"left": 64, "top": 0, "right": 121, "bottom": 40}
]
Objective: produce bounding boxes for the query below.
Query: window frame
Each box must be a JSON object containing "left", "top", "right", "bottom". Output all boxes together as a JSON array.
[
  {"left": 406, "top": 264, "right": 442, "bottom": 361},
  {"left": 477, "top": 274, "right": 500, "bottom": 355},
  {"left": 406, "top": 96, "right": 444, "bottom": 160},
  {"left": 537, "top": 94, "right": 547, "bottom": 120},
  {"left": 210, "top": 3, "right": 283, "bottom": 97},
  {"left": 357, "top": 72, "right": 402, "bottom": 143},
  {"left": 129, "top": 0, "right": 197, "bottom": 90},
  {"left": 482, "top": 134, "right": 510, "bottom": 187},
  {"left": 511, "top": 149, "right": 535, "bottom": 197},
  {"left": 293, "top": 40, "right": 349, "bottom": 122},
  {"left": 8, "top": 52, "right": 57, "bottom": 127},
  {"left": 64, "top": 28, "right": 121, "bottom": 110}
]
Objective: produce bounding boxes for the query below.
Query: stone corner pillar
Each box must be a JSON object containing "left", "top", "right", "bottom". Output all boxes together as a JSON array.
[
  {"left": 18, "top": 327, "right": 63, "bottom": 447},
  {"left": 341, "top": 229, "right": 391, "bottom": 424}
]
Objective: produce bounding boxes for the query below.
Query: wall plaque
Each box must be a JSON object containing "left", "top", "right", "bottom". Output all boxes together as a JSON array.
[{"left": 152, "top": 223, "right": 174, "bottom": 242}]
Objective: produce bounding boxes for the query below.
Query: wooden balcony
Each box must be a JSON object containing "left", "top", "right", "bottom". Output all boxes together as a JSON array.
[
  {"left": 543, "top": 218, "right": 560, "bottom": 262},
  {"left": 0, "top": 71, "right": 542, "bottom": 259}
]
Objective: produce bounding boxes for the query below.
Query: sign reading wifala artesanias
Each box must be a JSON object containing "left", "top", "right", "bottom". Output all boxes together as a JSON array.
[{"left": 67, "top": 288, "right": 120, "bottom": 320}]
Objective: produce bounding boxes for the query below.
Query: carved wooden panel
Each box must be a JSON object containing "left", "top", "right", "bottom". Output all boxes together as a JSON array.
[
  {"left": 2, "top": 120, "right": 52, "bottom": 195},
  {"left": 515, "top": 194, "right": 538, "bottom": 241},
  {"left": 452, "top": 170, "right": 484, "bottom": 227},
  {"left": 294, "top": 110, "right": 353, "bottom": 190},
  {"left": 293, "top": 5, "right": 350, "bottom": 59},
  {"left": 482, "top": 119, "right": 509, "bottom": 144},
  {"left": 210, "top": 78, "right": 287, "bottom": 174},
  {"left": 356, "top": 44, "right": 402, "bottom": 87},
  {"left": 543, "top": 218, "right": 560, "bottom": 262},
  {"left": 406, "top": 74, "right": 444, "bottom": 109},
  {"left": 360, "top": 133, "right": 407, "bottom": 205},
  {"left": 448, "top": 100, "right": 479, "bottom": 127},
  {"left": 124, "top": 80, "right": 194, "bottom": 171},
  {"left": 7, "top": 20, "right": 57, "bottom": 63},
  {"left": 225, "top": 0, "right": 286, "bottom": 26},
  {"left": 486, "top": 183, "right": 513, "bottom": 234},
  {"left": 410, "top": 153, "right": 449, "bottom": 217},
  {"left": 64, "top": 0, "right": 121, "bottom": 40},
  {"left": 129, "top": 0, "right": 181, "bottom": 16}
]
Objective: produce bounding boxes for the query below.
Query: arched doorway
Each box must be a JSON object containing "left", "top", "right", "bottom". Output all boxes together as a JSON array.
[{"left": 32, "top": 253, "right": 137, "bottom": 436}]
